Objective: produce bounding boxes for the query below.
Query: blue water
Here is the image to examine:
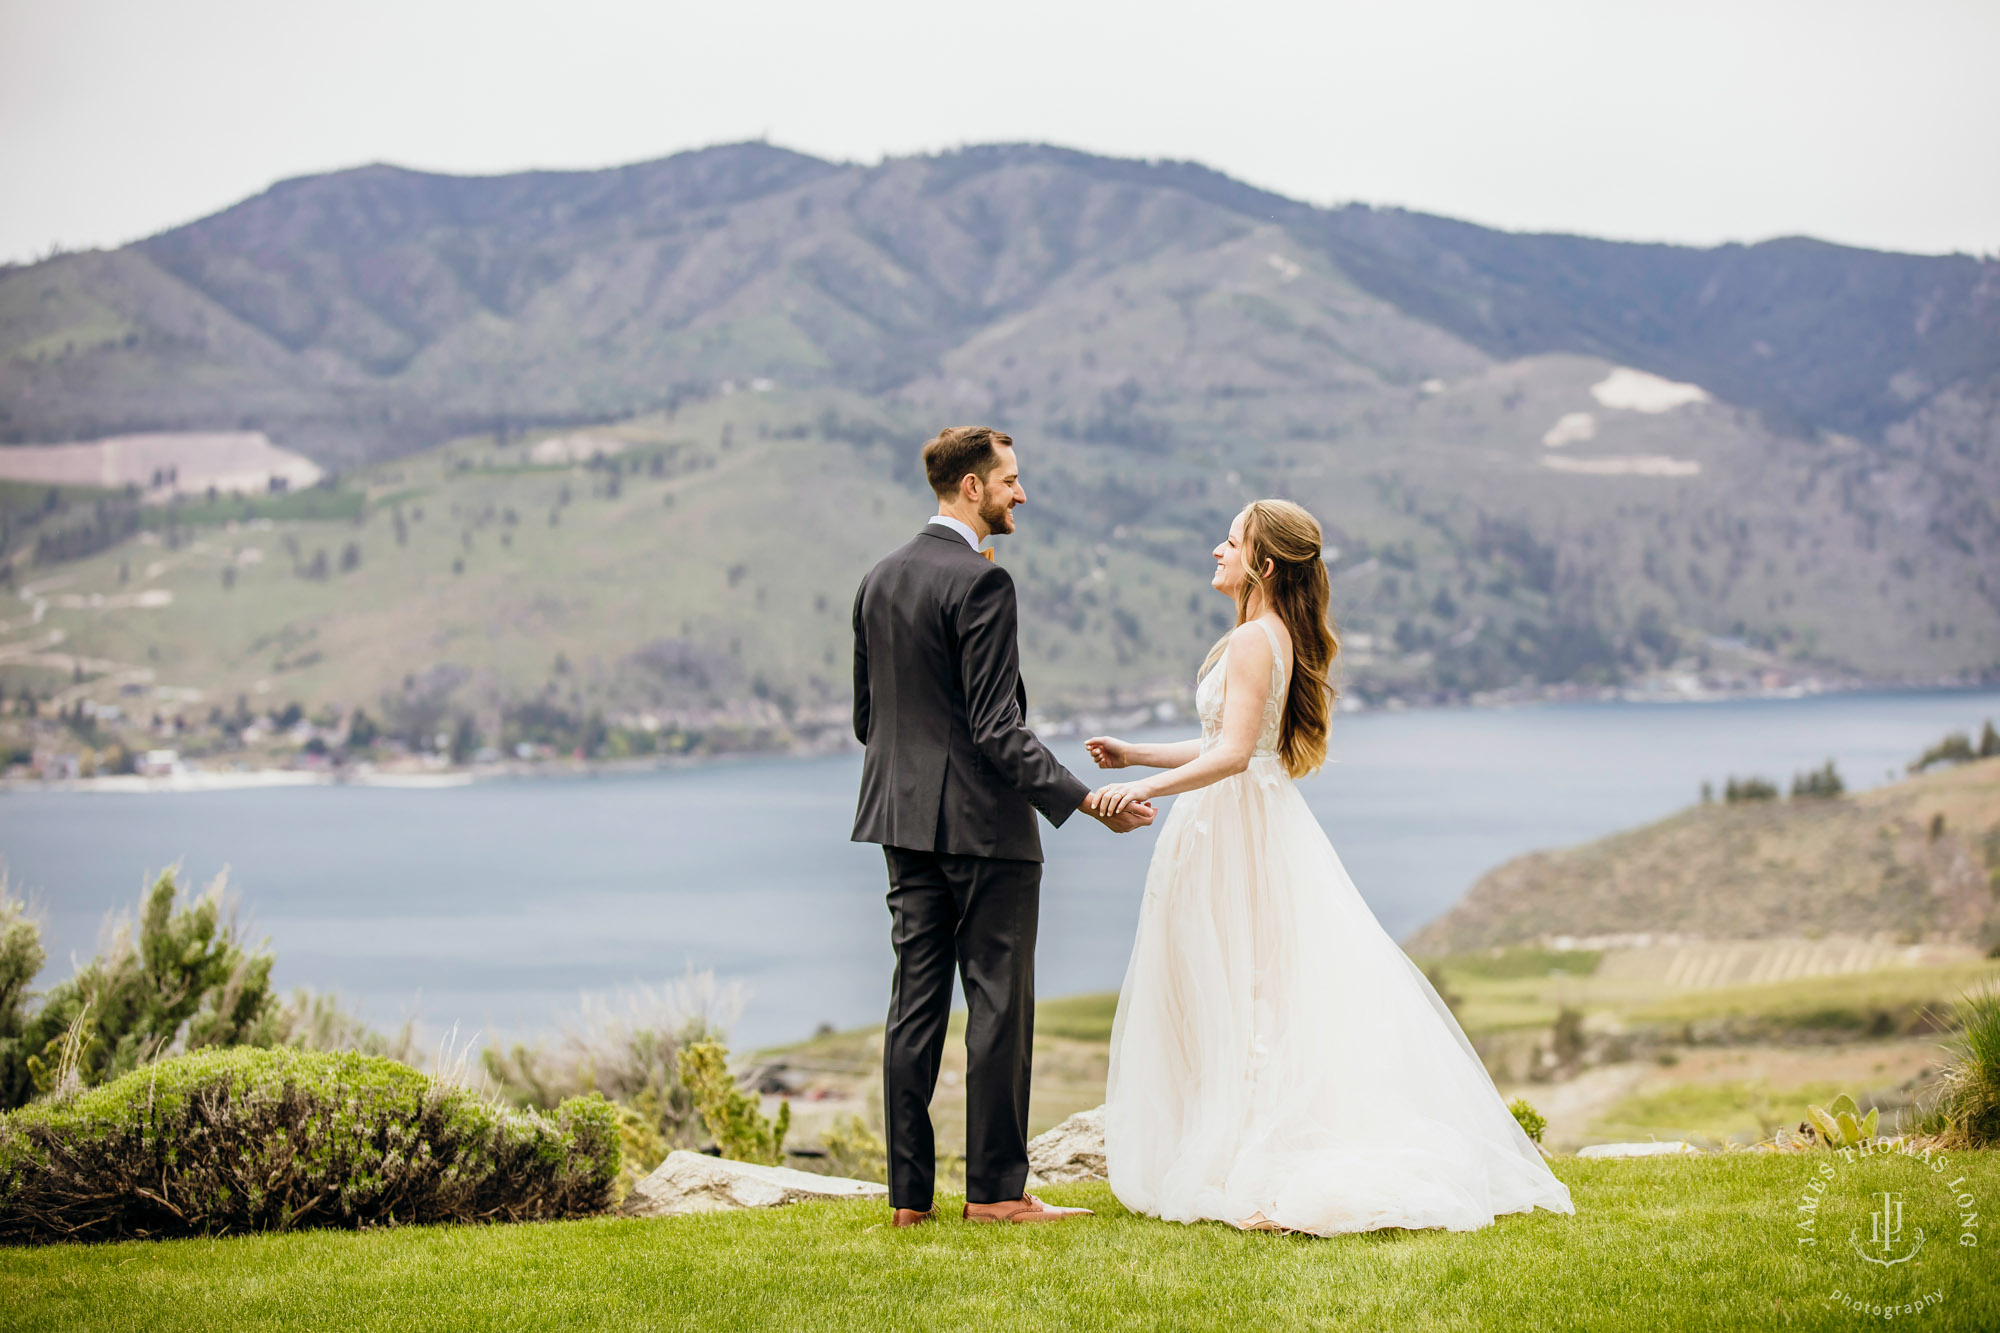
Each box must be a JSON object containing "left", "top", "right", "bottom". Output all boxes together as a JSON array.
[{"left": 2, "top": 690, "right": 1995, "bottom": 1048}]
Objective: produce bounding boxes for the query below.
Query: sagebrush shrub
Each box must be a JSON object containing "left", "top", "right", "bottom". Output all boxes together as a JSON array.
[
  {"left": 480, "top": 971, "right": 739, "bottom": 1158},
  {"left": 677, "top": 1041, "right": 788, "bottom": 1165},
  {"left": 0, "top": 1047, "right": 618, "bottom": 1244}
]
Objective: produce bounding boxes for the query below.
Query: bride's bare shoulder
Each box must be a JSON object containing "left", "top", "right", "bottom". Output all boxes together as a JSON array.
[
  {"left": 1243, "top": 615, "right": 1292, "bottom": 657},
  {"left": 1223, "top": 621, "right": 1276, "bottom": 671},
  {"left": 1226, "top": 620, "right": 1274, "bottom": 649}
]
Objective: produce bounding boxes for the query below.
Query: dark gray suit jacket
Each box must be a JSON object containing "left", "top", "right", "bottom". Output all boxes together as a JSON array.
[{"left": 851, "top": 526, "right": 1089, "bottom": 862}]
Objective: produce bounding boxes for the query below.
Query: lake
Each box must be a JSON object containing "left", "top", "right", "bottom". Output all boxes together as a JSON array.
[{"left": 2, "top": 689, "right": 1996, "bottom": 1049}]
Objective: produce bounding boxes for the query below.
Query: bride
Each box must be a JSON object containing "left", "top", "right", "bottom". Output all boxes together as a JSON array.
[{"left": 1081, "top": 499, "right": 1574, "bottom": 1235}]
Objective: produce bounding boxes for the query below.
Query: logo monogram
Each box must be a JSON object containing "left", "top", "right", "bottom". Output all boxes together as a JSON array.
[{"left": 1850, "top": 1190, "right": 1926, "bottom": 1267}]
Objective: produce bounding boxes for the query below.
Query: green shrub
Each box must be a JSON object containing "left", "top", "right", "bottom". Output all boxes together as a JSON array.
[
  {"left": 0, "top": 1047, "right": 618, "bottom": 1244},
  {"left": 0, "top": 887, "right": 48, "bottom": 1110},
  {"left": 676, "top": 1041, "right": 788, "bottom": 1165},
  {"left": 481, "top": 975, "right": 734, "bottom": 1161},
  {"left": 1723, "top": 776, "right": 1779, "bottom": 803},
  {"left": 821, "top": 1114, "right": 887, "bottom": 1182},
  {"left": 1508, "top": 1098, "right": 1547, "bottom": 1144},
  {"left": 1928, "top": 989, "right": 2000, "bottom": 1149},
  {"left": 611, "top": 1096, "right": 670, "bottom": 1201}
]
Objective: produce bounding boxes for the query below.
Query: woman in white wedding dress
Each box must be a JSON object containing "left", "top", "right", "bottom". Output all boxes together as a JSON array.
[{"left": 1082, "top": 500, "right": 1574, "bottom": 1236}]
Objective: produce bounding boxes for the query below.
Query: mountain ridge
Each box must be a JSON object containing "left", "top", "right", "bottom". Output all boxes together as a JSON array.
[
  {"left": 1, "top": 142, "right": 1995, "bottom": 719},
  {"left": 6, "top": 142, "right": 1995, "bottom": 455}
]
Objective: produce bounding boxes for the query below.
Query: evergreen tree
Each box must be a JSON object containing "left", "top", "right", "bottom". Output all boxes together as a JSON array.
[
  {"left": 2, "top": 869, "right": 278, "bottom": 1109},
  {"left": 1791, "top": 760, "right": 1844, "bottom": 799}
]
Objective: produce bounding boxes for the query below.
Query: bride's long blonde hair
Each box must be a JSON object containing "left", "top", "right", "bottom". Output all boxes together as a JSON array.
[{"left": 1198, "top": 499, "right": 1341, "bottom": 778}]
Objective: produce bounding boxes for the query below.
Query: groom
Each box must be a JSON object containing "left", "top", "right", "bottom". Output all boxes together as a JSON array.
[{"left": 851, "top": 426, "right": 1154, "bottom": 1228}]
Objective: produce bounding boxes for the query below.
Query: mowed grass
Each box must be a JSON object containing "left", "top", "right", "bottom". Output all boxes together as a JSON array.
[{"left": 6, "top": 1157, "right": 1999, "bottom": 1332}]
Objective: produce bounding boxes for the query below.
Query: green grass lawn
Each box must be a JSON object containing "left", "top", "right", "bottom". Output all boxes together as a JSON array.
[{"left": 5, "top": 1156, "right": 1997, "bottom": 1331}]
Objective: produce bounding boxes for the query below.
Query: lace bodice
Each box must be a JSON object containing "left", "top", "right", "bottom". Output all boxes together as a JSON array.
[{"left": 1195, "top": 619, "right": 1289, "bottom": 758}]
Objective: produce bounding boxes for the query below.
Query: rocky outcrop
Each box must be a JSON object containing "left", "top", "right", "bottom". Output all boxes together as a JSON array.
[
  {"left": 1026, "top": 1106, "right": 1107, "bottom": 1185},
  {"left": 622, "top": 1151, "right": 887, "bottom": 1218}
]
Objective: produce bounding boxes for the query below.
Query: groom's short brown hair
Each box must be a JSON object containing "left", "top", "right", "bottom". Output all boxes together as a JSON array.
[{"left": 922, "top": 426, "right": 1013, "bottom": 497}]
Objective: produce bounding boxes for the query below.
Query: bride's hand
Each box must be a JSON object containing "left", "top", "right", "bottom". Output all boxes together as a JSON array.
[
  {"left": 1084, "top": 736, "right": 1130, "bottom": 769},
  {"left": 1091, "top": 780, "right": 1151, "bottom": 817}
]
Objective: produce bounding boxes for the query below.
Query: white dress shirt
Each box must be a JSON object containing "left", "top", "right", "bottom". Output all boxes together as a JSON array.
[{"left": 927, "top": 514, "right": 982, "bottom": 551}]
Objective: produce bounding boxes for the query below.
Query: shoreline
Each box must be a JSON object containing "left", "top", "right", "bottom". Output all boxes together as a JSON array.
[{"left": 5, "top": 679, "right": 1996, "bottom": 797}]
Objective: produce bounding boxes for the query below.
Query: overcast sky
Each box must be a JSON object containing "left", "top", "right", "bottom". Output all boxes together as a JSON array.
[{"left": 2, "top": 0, "right": 1994, "bottom": 265}]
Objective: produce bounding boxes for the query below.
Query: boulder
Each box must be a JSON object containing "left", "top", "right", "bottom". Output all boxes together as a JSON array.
[
  {"left": 622, "top": 1150, "right": 888, "bottom": 1218},
  {"left": 1026, "top": 1105, "right": 1107, "bottom": 1185},
  {"left": 1575, "top": 1140, "right": 1702, "bottom": 1158}
]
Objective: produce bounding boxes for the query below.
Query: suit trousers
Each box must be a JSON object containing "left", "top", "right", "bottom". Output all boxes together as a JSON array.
[{"left": 881, "top": 846, "right": 1041, "bottom": 1211}]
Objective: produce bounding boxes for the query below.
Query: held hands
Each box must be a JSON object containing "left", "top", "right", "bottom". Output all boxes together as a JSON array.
[
  {"left": 1096, "top": 784, "right": 1160, "bottom": 824},
  {"left": 1084, "top": 736, "right": 1131, "bottom": 769},
  {"left": 1085, "top": 781, "right": 1155, "bottom": 827}
]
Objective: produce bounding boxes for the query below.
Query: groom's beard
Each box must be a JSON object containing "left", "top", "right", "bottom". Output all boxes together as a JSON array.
[{"left": 978, "top": 493, "right": 1014, "bottom": 535}]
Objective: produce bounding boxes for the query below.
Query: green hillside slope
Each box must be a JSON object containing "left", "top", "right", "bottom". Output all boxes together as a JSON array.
[{"left": 1, "top": 391, "right": 1237, "bottom": 754}]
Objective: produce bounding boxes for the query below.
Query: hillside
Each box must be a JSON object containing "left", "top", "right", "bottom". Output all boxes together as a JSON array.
[
  {"left": 0, "top": 388, "right": 1248, "bottom": 743},
  {"left": 1405, "top": 756, "right": 2000, "bottom": 955},
  {"left": 1, "top": 143, "right": 1997, "bottom": 735}
]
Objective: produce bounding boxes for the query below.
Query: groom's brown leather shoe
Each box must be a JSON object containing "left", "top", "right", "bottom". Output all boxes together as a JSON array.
[
  {"left": 892, "top": 1207, "right": 937, "bottom": 1228},
  {"left": 961, "top": 1193, "right": 1094, "bottom": 1224}
]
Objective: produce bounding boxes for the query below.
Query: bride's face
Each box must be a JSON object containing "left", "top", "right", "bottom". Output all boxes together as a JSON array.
[{"left": 1211, "top": 511, "right": 1249, "bottom": 597}]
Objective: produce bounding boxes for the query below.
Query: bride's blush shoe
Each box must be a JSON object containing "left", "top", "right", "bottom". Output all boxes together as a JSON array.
[
  {"left": 1239, "top": 1211, "right": 1306, "bottom": 1234},
  {"left": 960, "top": 1193, "right": 1094, "bottom": 1223}
]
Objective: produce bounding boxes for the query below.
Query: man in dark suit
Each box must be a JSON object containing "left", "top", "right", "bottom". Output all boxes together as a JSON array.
[{"left": 852, "top": 425, "right": 1155, "bottom": 1227}]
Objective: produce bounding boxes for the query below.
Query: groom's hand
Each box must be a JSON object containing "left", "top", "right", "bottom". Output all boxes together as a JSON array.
[{"left": 1092, "top": 801, "right": 1155, "bottom": 833}]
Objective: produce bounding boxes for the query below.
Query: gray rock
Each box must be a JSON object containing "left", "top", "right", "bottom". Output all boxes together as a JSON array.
[
  {"left": 622, "top": 1150, "right": 888, "bottom": 1218},
  {"left": 1026, "top": 1105, "right": 1107, "bottom": 1185}
]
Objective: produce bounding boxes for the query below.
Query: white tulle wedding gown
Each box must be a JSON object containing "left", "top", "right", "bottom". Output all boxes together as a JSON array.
[{"left": 1105, "top": 621, "right": 1574, "bottom": 1235}]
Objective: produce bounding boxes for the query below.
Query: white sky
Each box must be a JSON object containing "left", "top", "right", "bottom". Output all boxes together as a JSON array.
[{"left": 2, "top": 0, "right": 1995, "bottom": 264}]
